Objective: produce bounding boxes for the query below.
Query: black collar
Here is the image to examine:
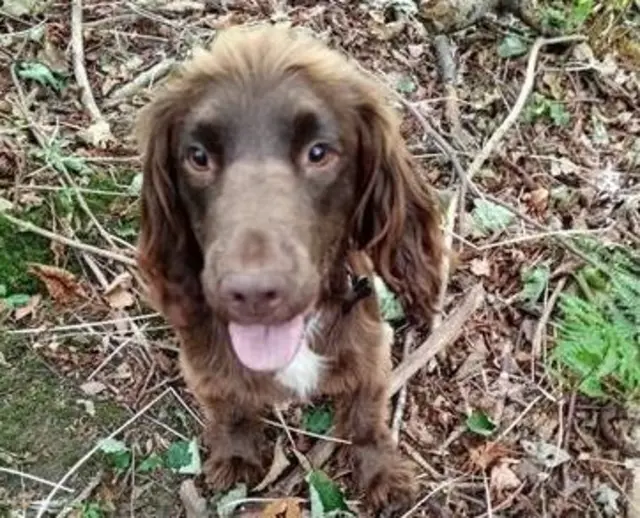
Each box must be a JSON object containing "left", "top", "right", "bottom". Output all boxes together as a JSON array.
[{"left": 341, "top": 268, "right": 373, "bottom": 314}]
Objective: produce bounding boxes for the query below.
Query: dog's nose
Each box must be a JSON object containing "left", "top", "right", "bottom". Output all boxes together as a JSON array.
[{"left": 219, "top": 272, "right": 288, "bottom": 319}]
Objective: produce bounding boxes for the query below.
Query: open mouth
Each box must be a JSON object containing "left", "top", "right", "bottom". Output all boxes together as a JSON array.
[{"left": 228, "top": 312, "right": 313, "bottom": 372}]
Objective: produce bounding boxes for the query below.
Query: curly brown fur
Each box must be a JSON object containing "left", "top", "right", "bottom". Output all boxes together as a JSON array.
[{"left": 136, "top": 24, "right": 443, "bottom": 513}]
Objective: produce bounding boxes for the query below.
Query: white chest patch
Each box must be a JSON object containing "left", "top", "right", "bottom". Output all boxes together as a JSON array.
[{"left": 275, "top": 313, "right": 326, "bottom": 399}]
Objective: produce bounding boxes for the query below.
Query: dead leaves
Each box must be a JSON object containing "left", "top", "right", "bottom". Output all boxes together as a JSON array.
[
  {"left": 104, "top": 272, "right": 135, "bottom": 310},
  {"left": 262, "top": 499, "right": 302, "bottom": 518},
  {"left": 28, "top": 263, "right": 88, "bottom": 305}
]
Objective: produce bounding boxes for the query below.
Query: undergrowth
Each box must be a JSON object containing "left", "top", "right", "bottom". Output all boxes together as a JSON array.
[{"left": 549, "top": 241, "right": 640, "bottom": 403}]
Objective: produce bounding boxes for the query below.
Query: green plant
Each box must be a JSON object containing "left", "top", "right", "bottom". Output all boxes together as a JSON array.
[
  {"left": 541, "top": 0, "right": 595, "bottom": 32},
  {"left": 525, "top": 93, "right": 571, "bottom": 126},
  {"left": 549, "top": 244, "right": 640, "bottom": 402}
]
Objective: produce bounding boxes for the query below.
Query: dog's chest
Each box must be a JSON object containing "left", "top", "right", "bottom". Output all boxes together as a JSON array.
[{"left": 274, "top": 313, "right": 327, "bottom": 399}]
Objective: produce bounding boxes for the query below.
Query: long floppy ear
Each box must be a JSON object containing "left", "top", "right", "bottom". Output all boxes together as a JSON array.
[
  {"left": 351, "top": 98, "right": 444, "bottom": 325},
  {"left": 135, "top": 91, "right": 205, "bottom": 327}
]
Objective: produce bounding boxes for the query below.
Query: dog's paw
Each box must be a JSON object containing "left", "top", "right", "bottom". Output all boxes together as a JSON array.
[
  {"left": 357, "top": 450, "right": 418, "bottom": 515},
  {"left": 204, "top": 455, "right": 263, "bottom": 491}
]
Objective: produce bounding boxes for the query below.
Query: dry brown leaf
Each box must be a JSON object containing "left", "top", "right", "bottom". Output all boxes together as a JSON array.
[
  {"left": 468, "top": 442, "right": 510, "bottom": 471},
  {"left": 253, "top": 435, "right": 291, "bottom": 492},
  {"left": 80, "top": 381, "right": 106, "bottom": 396},
  {"left": 490, "top": 462, "right": 521, "bottom": 495},
  {"left": 105, "top": 287, "right": 135, "bottom": 309},
  {"left": 14, "top": 294, "right": 41, "bottom": 320},
  {"left": 179, "top": 479, "right": 208, "bottom": 518},
  {"left": 261, "top": 498, "right": 301, "bottom": 518},
  {"left": 470, "top": 258, "right": 491, "bottom": 277},
  {"left": 529, "top": 187, "right": 549, "bottom": 212},
  {"left": 28, "top": 263, "right": 87, "bottom": 304}
]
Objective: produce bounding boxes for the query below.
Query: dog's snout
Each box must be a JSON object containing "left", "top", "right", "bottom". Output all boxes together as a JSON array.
[{"left": 219, "top": 271, "right": 289, "bottom": 319}]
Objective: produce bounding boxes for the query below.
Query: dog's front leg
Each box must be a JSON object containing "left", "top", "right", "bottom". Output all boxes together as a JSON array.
[{"left": 201, "top": 398, "right": 267, "bottom": 491}]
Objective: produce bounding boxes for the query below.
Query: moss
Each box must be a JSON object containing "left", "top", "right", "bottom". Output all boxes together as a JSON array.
[
  {"left": 0, "top": 215, "right": 53, "bottom": 295},
  {"left": 0, "top": 336, "right": 128, "bottom": 492}
]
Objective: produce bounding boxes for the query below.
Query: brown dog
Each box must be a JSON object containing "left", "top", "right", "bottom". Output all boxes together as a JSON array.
[{"left": 136, "top": 24, "right": 443, "bottom": 513}]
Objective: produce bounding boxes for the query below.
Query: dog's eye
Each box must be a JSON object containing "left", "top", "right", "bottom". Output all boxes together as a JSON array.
[
  {"left": 303, "top": 142, "right": 338, "bottom": 171},
  {"left": 187, "top": 145, "right": 210, "bottom": 170},
  {"left": 308, "top": 143, "right": 329, "bottom": 163}
]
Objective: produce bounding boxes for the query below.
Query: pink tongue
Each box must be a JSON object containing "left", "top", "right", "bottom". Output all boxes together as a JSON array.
[{"left": 228, "top": 315, "right": 305, "bottom": 372}]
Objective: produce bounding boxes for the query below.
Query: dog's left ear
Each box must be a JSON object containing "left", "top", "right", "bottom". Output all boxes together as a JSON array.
[{"left": 350, "top": 95, "right": 444, "bottom": 325}]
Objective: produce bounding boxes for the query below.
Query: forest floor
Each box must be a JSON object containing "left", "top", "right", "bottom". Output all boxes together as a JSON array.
[{"left": 1, "top": 1, "right": 639, "bottom": 517}]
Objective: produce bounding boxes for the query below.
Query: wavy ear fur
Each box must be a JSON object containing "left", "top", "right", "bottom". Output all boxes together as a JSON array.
[
  {"left": 135, "top": 86, "right": 205, "bottom": 327},
  {"left": 351, "top": 96, "right": 444, "bottom": 325}
]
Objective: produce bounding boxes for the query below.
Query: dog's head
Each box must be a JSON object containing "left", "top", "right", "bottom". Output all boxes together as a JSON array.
[{"left": 136, "top": 25, "right": 443, "bottom": 372}]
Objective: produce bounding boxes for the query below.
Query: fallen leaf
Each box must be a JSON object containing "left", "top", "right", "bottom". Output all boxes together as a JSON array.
[
  {"left": 470, "top": 258, "right": 491, "bottom": 277},
  {"left": 28, "top": 263, "right": 87, "bottom": 304},
  {"left": 76, "top": 398, "right": 96, "bottom": 416},
  {"left": 80, "top": 381, "right": 106, "bottom": 396},
  {"left": 521, "top": 440, "right": 571, "bottom": 469},
  {"left": 2, "top": 0, "right": 46, "bottom": 18},
  {"left": 306, "top": 470, "right": 352, "bottom": 517},
  {"left": 253, "top": 435, "right": 291, "bottom": 492},
  {"left": 79, "top": 120, "right": 115, "bottom": 149},
  {"left": 498, "top": 34, "right": 529, "bottom": 58},
  {"left": 466, "top": 410, "right": 497, "bottom": 437},
  {"left": 97, "top": 438, "right": 128, "bottom": 454},
  {"left": 14, "top": 294, "right": 41, "bottom": 320},
  {"left": 468, "top": 442, "right": 510, "bottom": 471},
  {"left": 593, "top": 482, "right": 621, "bottom": 517},
  {"left": 180, "top": 479, "right": 208, "bottom": 518},
  {"left": 470, "top": 199, "right": 514, "bottom": 236},
  {"left": 490, "top": 462, "right": 521, "bottom": 494},
  {"left": 528, "top": 187, "right": 549, "bottom": 212},
  {"left": 262, "top": 498, "right": 302, "bottom": 518},
  {"left": 105, "top": 287, "right": 135, "bottom": 309}
]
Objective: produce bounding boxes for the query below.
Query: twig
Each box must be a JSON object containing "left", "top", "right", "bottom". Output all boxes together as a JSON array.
[
  {"left": 0, "top": 467, "right": 74, "bottom": 493},
  {"left": 35, "top": 389, "right": 170, "bottom": 518},
  {"left": 55, "top": 470, "right": 103, "bottom": 518},
  {"left": 391, "top": 329, "right": 414, "bottom": 444},
  {"left": 261, "top": 418, "right": 351, "bottom": 445},
  {"left": 7, "top": 313, "right": 159, "bottom": 336},
  {"left": 466, "top": 34, "right": 587, "bottom": 182},
  {"left": 390, "top": 283, "right": 485, "bottom": 395},
  {"left": 531, "top": 276, "right": 567, "bottom": 366},
  {"left": 0, "top": 212, "right": 137, "bottom": 266},
  {"left": 70, "top": 0, "right": 114, "bottom": 144},
  {"left": 106, "top": 59, "right": 176, "bottom": 105},
  {"left": 482, "top": 469, "right": 494, "bottom": 518},
  {"left": 496, "top": 396, "right": 542, "bottom": 441},
  {"left": 399, "top": 476, "right": 466, "bottom": 518}
]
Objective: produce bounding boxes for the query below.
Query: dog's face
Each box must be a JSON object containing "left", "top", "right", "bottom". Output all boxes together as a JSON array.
[
  {"left": 137, "top": 26, "right": 443, "bottom": 372},
  {"left": 178, "top": 73, "right": 358, "bottom": 324}
]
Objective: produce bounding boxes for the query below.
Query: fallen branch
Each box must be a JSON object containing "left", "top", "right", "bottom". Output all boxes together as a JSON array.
[
  {"left": 390, "top": 283, "right": 485, "bottom": 395},
  {"left": 106, "top": 59, "right": 176, "bottom": 106},
  {"left": 0, "top": 212, "right": 137, "bottom": 266},
  {"left": 71, "top": 0, "right": 114, "bottom": 147},
  {"left": 466, "top": 34, "right": 587, "bottom": 183}
]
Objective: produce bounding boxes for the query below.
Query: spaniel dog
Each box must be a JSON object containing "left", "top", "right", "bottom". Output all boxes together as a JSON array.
[{"left": 136, "top": 24, "right": 443, "bottom": 513}]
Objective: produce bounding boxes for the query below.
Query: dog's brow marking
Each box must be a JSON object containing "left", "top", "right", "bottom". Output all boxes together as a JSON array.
[{"left": 275, "top": 313, "right": 326, "bottom": 399}]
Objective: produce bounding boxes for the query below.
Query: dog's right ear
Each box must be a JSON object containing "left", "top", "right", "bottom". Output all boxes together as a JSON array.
[{"left": 135, "top": 88, "right": 205, "bottom": 327}]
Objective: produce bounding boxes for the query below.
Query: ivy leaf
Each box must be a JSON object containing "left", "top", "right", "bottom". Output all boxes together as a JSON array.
[
  {"left": 373, "top": 275, "right": 405, "bottom": 321},
  {"left": 519, "top": 265, "right": 550, "bottom": 307},
  {"left": 548, "top": 102, "right": 571, "bottom": 126},
  {"left": 466, "top": 410, "right": 497, "bottom": 437},
  {"left": 164, "top": 440, "right": 192, "bottom": 471},
  {"left": 177, "top": 438, "right": 202, "bottom": 475},
  {"left": 97, "top": 438, "right": 128, "bottom": 454},
  {"left": 302, "top": 405, "right": 333, "bottom": 435},
  {"left": 498, "top": 34, "right": 529, "bottom": 58},
  {"left": 470, "top": 199, "right": 514, "bottom": 236},
  {"left": 215, "top": 484, "right": 247, "bottom": 518},
  {"left": 396, "top": 75, "right": 416, "bottom": 94},
  {"left": 97, "top": 438, "right": 131, "bottom": 472},
  {"left": 137, "top": 453, "right": 163, "bottom": 473},
  {"left": 17, "top": 61, "right": 66, "bottom": 92},
  {"left": 1, "top": 293, "right": 31, "bottom": 309},
  {"left": 306, "top": 470, "right": 353, "bottom": 518}
]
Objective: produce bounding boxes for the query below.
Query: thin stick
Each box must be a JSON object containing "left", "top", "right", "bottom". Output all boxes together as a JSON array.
[
  {"left": 478, "top": 227, "right": 610, "bottom": 250},
  {"left": 482, "top": 469, "right": 494, "bottom": 518},
  {"left": 261, "top": 418, "right": 351, "bottom": 445},
  {"left": 391, "top": 329, "right": 414, "bottom": 444},
  {"left": 0, "top": 467, "right": 74, "bottom": 493},
  {"left": 390, "top": 283, "right": 485, "bottom": 395},
  {"left": 36, "top": 389, "right": 170, "bottom": 518},
  {"left": 496, "top": 396, "right": 542, "bottom": 441},
  {"left": 70, "top": 0, "right": 113, "bottom": 140},
  {"left": 466, "top": 34, "right": 586, "bottom": 182},
  {"left": 531, "top": 277, "right": 567, "bottom": 363},
  {"left": 55, "top": 470, "right": 103, "bottom": 518},
  {"left": 106, "top": 59, "right": 176, "bottom": 104},
  {"left": 399, "top": 476, "right": 466, "bottom": 518},
  {"left": 0, "top": 212, "right": 137, "bottom": 266}
]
